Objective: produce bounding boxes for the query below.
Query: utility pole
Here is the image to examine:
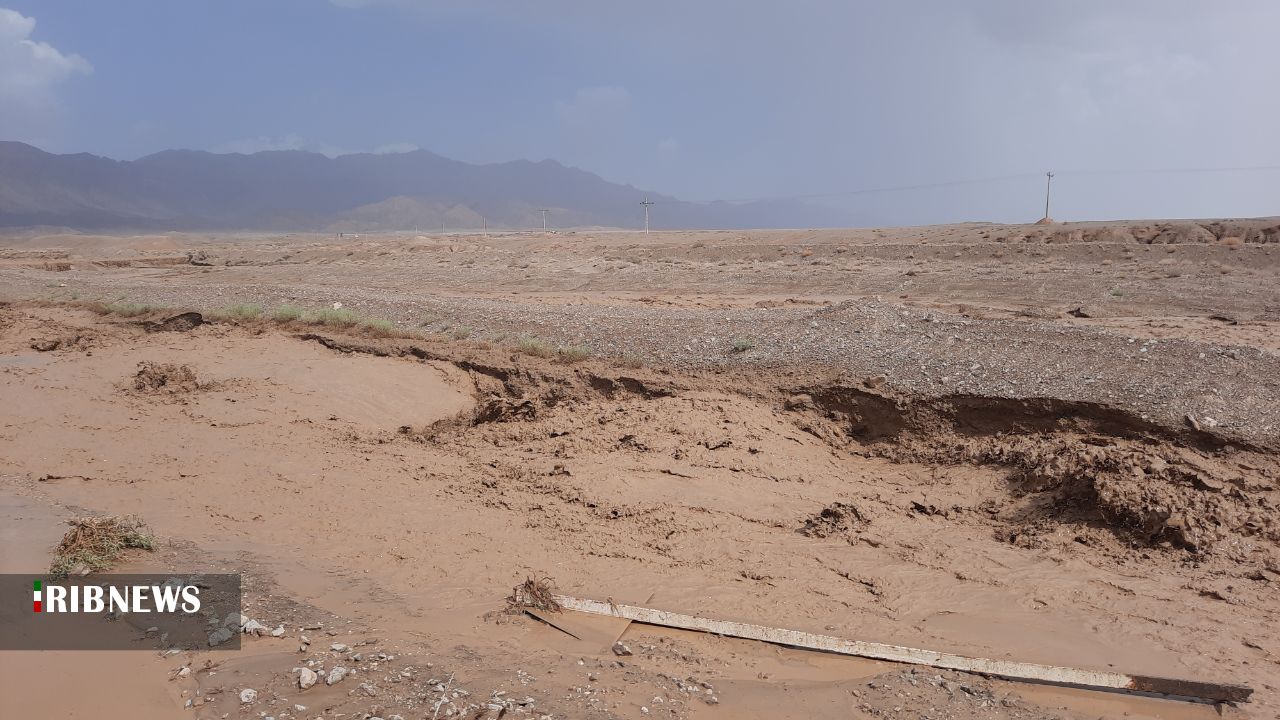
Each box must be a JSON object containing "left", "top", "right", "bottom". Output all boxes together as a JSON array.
[
  {"left": 1043, "top": 171, "right": 1054, "bottom": 221},
  {"left": 641, "top": 197, "right": 654, "bottom": 232},
  {"left": 539, "top": 209, "right": 550, "bottom": 232},
  {"left": 482, "top": 216, "right": 487, "bottom": 237}
]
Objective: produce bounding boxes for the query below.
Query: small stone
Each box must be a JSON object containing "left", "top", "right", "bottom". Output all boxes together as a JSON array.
[
  {"left": 300, "top": 635, "right": 310, "bottom": 645},
  {"left": 611, "top": 641, "right": 632, "bottom": 657},
  {"left": 294, "top": 705, "right": 307, "bottom": 712},
  {"left": 326, "top": 666, "right": 349, "bottom": 685},
  {"left": 298, "top": 667, "right": 318, "bottom": 690},
  {"left": 207, "top": 627, "right": 235, "bottom": 647},
  {"left": 239, "top": 688, "right": 257, "bottom": 704},
  {"left": 176, "top": 666, "right": 191, "bottom": 678},
  {"left": 271, "top": 626, "right": 286, "bottom": 638},
  {"left": 242, "top": 619, "right": 268, "bottom": 635},
  {"left": 330, "top": 642, "right": 350, "bottom": 652}
]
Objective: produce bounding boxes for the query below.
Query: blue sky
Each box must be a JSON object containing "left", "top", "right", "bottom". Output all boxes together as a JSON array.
[{"left": 3, "top": 1, "right": 1279, "bottom": 224}]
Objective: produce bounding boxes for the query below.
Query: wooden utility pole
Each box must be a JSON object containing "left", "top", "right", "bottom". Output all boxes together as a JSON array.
[{"left": 1044, "top": 171, "right": 1054, "bottom": 220}]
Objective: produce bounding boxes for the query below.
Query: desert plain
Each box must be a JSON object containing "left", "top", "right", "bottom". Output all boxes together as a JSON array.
[{"left": 1, "top": 218, "right": 1278, "bottom": 719}]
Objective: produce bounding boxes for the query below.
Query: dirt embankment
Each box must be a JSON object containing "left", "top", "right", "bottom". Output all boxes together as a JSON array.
[{"left": 3, "top": 299, "right": 1278, "bottom": 719}]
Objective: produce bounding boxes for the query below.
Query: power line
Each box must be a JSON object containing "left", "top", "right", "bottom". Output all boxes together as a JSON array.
[
  {"left": 640, "top": 197, "right": 654, "bottom": 232},
  {"left": 706, "top": 164, "right": 1280, "bottom": 205}
]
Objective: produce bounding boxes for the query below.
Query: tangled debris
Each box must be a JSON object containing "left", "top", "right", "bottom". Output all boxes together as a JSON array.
[
  {"left": 49, "top": 515, "right": 154, "bottom": 578},
  {"left": 505, "top": 576, "right": 561, "bottom": 613},
  {"left": 132, "top": 361, "right": 199, "bottom": 394},
  {"left": 800, "top": 501, "right": 869, "bottom": 539},
  {"left": 140, "top": 311, "right": 205, "bottom": 333}
]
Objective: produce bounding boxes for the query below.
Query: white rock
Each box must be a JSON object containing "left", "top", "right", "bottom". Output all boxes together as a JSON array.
[
  {"left": 326, "top": 666, "right": 349, "bottom": 685},
  {"left": 239, "top": 688, "right": 257, "bottom": 704},
  {"left": 243, "top": 619, "right": 269, "bottom": 635},
  {"left": 225, "top": 612, "right": 249, "bottom": 628},
  {"left": 294, "top": 706, "right": 307, "bottom": 712},
  {"left": 298, "top": 667, "right": 318, "bottom": 690},
  {"left": 177, "top": 666, "right": 191, "bottom": 678},
  {"left": 271, "top": 626, "right": 286, "bottom": 638},
  {"left": 330, "top": 642, "right": 350, "bottom": 652}
]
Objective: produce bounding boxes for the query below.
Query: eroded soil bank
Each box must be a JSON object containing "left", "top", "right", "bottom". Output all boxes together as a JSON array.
[{"left": 1, "top": 302, "right": 1276, "bottom": 719}]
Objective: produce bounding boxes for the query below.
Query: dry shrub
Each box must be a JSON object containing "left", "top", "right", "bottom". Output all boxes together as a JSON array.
[
  {"left": 50, "top": 516, "right": 154, "bottom": 577},
  {"left": 505, "top": 576, "right": 560, "bottom": 613}
]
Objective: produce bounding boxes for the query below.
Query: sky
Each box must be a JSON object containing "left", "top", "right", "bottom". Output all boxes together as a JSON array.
[{"left": 2, "top": 0, "right": 1279, "bottom": 225}]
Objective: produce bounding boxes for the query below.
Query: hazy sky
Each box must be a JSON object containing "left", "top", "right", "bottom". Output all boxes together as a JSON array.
[{"left": 3, "top": 1, "right": 1278, "bottom": 224}]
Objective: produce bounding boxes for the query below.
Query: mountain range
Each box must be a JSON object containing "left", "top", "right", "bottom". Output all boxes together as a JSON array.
[{"left": 0, "top": 141, "right": 856, "bottom": 232}]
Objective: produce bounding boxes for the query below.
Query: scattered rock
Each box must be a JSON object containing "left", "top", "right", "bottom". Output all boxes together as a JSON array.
[
  {"left": 207, "top": 627, "right": 235, "bottom": 647},
  {"left": 298, "top": 667, "right": 318, "bottom": 690},
  {"left": 326, "top": 666, "right": 349, "bottom": 685},
  {"left": 239, "top": 688, "right": 257, "bottom": 704},
  {"left": 611, "top": 641, "right": 633, "bottom": 656}
]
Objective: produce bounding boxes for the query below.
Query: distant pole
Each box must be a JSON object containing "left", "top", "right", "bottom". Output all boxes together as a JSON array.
[
  {"left": 641, "top": 197, "right": 655, "bottom": 232},
  {"left": 441, "top": 220, "right": 445, "bottom": 234},
  {"left": 1044, "top": 171, "right": 1054, "bottom": 220},
  {"left": 482, "top": 216, "right": 487, "bottom": 236},
  {"left": 539, "top": 209, "right": 549, "bottom": 232}
]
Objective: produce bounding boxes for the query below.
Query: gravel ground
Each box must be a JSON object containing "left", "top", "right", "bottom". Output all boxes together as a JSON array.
[{"left": 3, "top": 267, "right": 1278, "bottom": 449}]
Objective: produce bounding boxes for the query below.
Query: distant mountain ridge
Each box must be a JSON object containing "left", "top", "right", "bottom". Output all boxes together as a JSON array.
[{"left": 0, "top": 142, "right": 856, "bottom": 231}]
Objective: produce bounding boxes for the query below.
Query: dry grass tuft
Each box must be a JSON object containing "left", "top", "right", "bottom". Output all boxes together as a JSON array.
[
  {"left": 88, "top": 300, "right": 159, "bottom": 318},
  {"left": 505, "top": 576, "right": 561, "bottom": 613},
  {"left": 50, "top": 516, "right": 154, "bottom": 578}
]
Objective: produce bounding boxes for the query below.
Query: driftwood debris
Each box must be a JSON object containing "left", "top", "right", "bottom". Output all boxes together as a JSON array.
[{"left": 549, "top": 594, "right": 1251, "bottom": 704}]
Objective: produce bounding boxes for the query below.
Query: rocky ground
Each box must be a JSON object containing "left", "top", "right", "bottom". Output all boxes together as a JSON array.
[{"left": 1, "top": 219, "right": 1277, "bottom": 719}]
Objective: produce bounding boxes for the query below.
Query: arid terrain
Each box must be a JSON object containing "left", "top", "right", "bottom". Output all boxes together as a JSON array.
[{"left": 1, "top": 219, "right": 1278, "bottom": 719}]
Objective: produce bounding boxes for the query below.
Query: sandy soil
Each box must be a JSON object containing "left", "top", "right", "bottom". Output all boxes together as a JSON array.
[{"left": 1, "top": 220, "right": 1278, "bottom": 719}]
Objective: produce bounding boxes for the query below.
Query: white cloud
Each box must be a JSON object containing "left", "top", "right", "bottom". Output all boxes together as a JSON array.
[
  {"left": 374, "top": 142, "right": 419, "bottom": 154},
  {"left": 215, "top": 135, "right": 422, "bottom": 157},
  {"left": 0, "top": 7, "right": 91, "bottom": 139},
  {"left": 554, "top": 85, "right": 630, "bottom": 128},
  {"left": 215, "top": 133, "right": 308, "bottom": 154}
]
